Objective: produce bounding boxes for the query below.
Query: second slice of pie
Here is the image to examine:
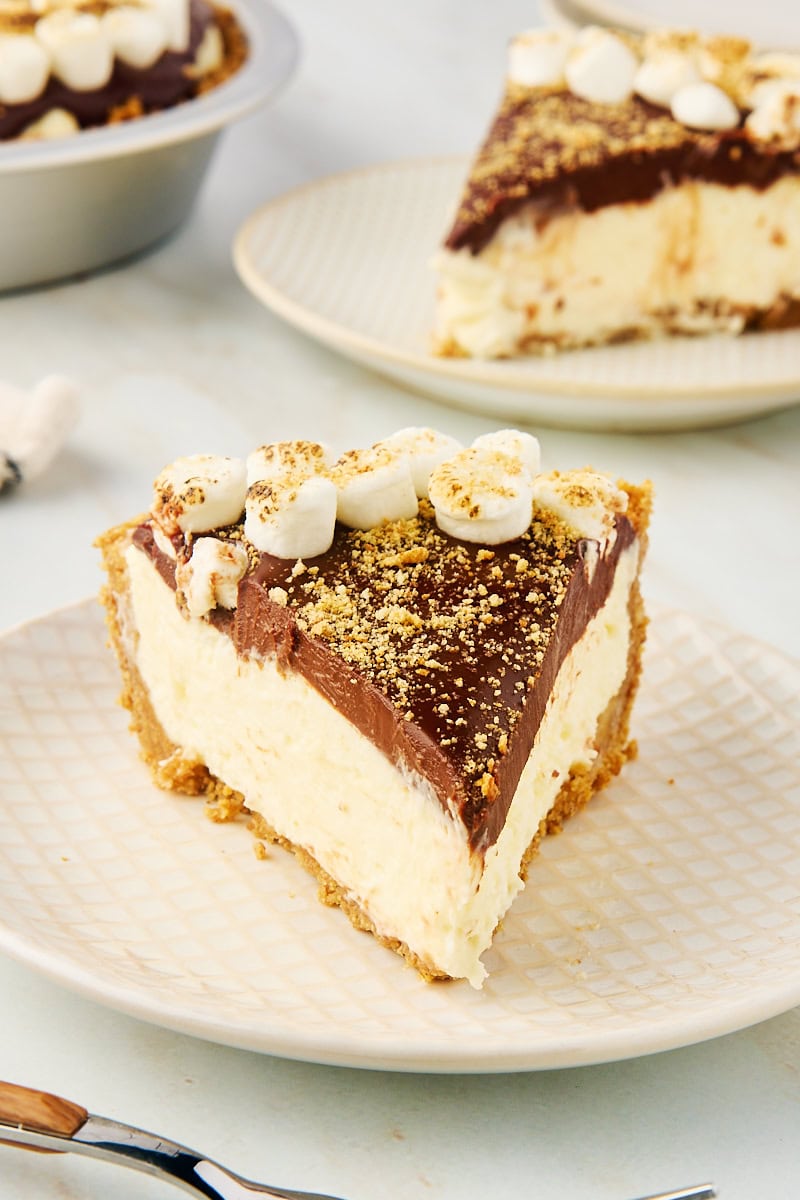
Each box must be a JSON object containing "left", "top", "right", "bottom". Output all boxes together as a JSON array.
[{"left": 434, "top": 25, "right": 800, "bottom": 357}]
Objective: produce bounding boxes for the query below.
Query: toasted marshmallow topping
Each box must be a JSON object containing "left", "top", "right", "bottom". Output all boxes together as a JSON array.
[
  {"left": 176, "top": 536, "right": 249, "bottom": 618},
  {"left": 183, "top": 20, "right": 222, "bottom": 76},
  {"left": 330, "top": 445, "right": 419, "bottom": 530},
  {"left": 507, "top": 27, "right": 574, "bottom": 88},
  {"left": 503, "top": 21, "right": 800, "bottom": 143},
  {"left": 565, "top": 28, "right": 638, "bottom": 105},
  {"left": 147, "top": 429, "right": 637, "bottom": 619},
  {"left": 747, "top": 51, "right": 800, "bottom": 110},
  {"left": 746, "top": 82, "right": 800, "bottom": 143},
  {"left": 102, "top": 5, "right": 168, "bottom": 70},
  {"left": 245, "top": 440, "right": 336, "bottom": 559},
  {"left": 18, "top": 105, "right": 79, "bottom": 138},
  {"left": 0, "top": 0, "right": 199, "bottom": 110},
  {"left": 0, "top": 33, "right": 50, "bottom": 103},
  {"left": 752, "top": 51, "right": 800, "bottom": 80},
  {"left": 634, "top": 50, "right": 699, "bottom": 106},
  {"left": 247, "top": 440, "right": 331, "bottom": 487},
  {"left": 35, "top": 10, "right": 114, "bottom": 91},
  {"left": 377, "top": 427, "right": 463, "bottom": 499},
  {"left": 533, "top": 470, "right": 628, "bottom": 543},
  {"left": 471, "top": 429, "right": 540, "bottom": 477},
  {"left": 429, "top": 447, "right": 534, "bottom": 545},
  {"left": 152, "top": 454, "right": 247, "bottom": 536},
  {"left": 671, "top": 80, "right": 739, "bottom": 131},
  {"left": 145, "top": 0, "right": 188, "bottom": 52},
  {"left": 698, "top": 35, "right": 750, "bottom": 93},
  {"left": 748, "top": 75, "right": 795, "bottom": 110},
  {"left": 244, "top": 474, "right": 338, "bottom": 560}
]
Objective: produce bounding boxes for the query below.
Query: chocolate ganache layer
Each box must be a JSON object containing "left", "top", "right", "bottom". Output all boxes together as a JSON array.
[
  {"left": 132, "top": 499, "right": 638, "bottom": 855},
  {"left": 445, "top": 90, "right": 800, "bottom": 255},
  {"left": 0, "top": 0, "right": 227, "bottom": 141}
]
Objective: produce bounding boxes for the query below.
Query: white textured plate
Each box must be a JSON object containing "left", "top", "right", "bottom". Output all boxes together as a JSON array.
[
  {"left": 233, "top": 158, "right": 800, "bottom": 432},
  {"left": 1, "top": 601, "right": 799, "bottom": 1071}
]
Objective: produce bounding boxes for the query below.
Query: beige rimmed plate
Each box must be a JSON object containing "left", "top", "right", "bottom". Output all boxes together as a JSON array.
[
  {"left": 233, "top": 158, "right": 800, "bottom": 432},
  {"left": 1, "top": 599, "right": 799, "bottom": 1072}
]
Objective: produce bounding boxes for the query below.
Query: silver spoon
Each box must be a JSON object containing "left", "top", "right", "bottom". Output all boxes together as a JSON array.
[{"left": 0, "top": 1081, "right": 715, "bottom": 1200}]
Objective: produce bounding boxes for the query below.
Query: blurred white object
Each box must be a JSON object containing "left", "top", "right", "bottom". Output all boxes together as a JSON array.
[
  {"left": 544, "top": 0, "right": 799, "bottom": 50},
  {"left": 0, "top": 375, "right": 80, "bottom": 492}
]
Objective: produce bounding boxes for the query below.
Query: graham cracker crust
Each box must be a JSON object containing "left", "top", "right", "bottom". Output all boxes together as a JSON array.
[
  {"left": 96, "top": 488, "right": 650, "bottom": 984},
  {"left": 435, "top": 293, "right": 800, "bottom": 359}
]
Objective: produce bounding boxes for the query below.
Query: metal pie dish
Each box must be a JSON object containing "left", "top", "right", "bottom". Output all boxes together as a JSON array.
[{"left": 0, "top": 0, "right": 299, "bottom": 291}]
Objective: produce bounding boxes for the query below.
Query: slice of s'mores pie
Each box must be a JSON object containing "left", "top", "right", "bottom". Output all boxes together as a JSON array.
[
  {"left": 97, "top": 427, "right": 652, "bottom": 987},
  {"left": 434, "top": 25, "right": 800, "bottom": 357}
]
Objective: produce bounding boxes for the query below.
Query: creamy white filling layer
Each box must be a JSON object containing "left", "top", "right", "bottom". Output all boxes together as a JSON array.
[
  {"left": 434, "top": 177, "right": 800, "bottom": 357},
  {"left": 125, "top": 540, "right": 638, "bottom": 987}
]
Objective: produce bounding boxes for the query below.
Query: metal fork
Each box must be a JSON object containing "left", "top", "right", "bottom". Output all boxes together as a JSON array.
[{"left": 0, "top": 1081, "right": 715, "bottom": 1200}]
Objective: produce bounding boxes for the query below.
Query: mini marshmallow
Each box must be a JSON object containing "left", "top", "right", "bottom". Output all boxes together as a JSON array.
[
  {"left": 244, "top": 474, "right": 338, "bottom": 560},
  {"left": 507, "top": 27, "right": 574, "bottom": 88},
  {"left": 748, "top": 52, "right": 800, "bottom": 106},
  {"left": 35, "top": 11, "right": 114, "bottom": 92},
  {"left": 176, "top": 537, "right": 249, "bottom": 619},
  {"left": 19, "top": 106, "right": 79, "bottom": 139},
  {"left": 142, "top": 0, "right": 189, "bottom": 53},
  {"left": 751, "top": 52, "right": 800, "bottom": 79},
  {"left": 671, "top": 80, "right": 740, "bottom": 131},
  {"left": 102, "top": 5, "right": 167, "bottom": 69},
  {"left": 152, "top": 454, "right": 247, "bottom": 535},
  {"left": 429, "top": 448, "right": 534, "bottom": 545},
  {"left": 565, "top": 28, "right": 638, "bottom": 106},
  {"left": 533, "top": 470, "right": 627, "bottom": 543},
  {"left": 330, "top": 445, "right": 418, "bottom": 530},
  {"left": 377, "top": 427, "right": 463, "bottom": 498},
  {"left": 748, "top": 75, "right": 795, "bottom": 110},
  {"left": 247, "top": 440, "right": 330, "bottom": 487},
  {"left": 698, "top": 36, "right": 750, "bottom": 87},
  {"left": 746, "top": 82, "right": 800, "bottom": 142},
  {"left": 744, "top": 51, "right": 800, "bottom": 110},
  {"left": 0, "top": 34, "right": 51, "bottom": 105},
  {"left": 184, "top": 22, "right": 223, "bottom": 77},
  {"left": 634, "top": 51, "right": 700, "bottom": 107},
  {"left": 471, "top": 429, "right": 540, "bottom": 478}
]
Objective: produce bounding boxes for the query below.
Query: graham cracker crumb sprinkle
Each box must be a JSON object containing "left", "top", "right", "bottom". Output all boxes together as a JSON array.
[
  {"left": 449, "top": 87, "right": 693, "bottom": 244},
  {"left": 246, "top": 501, "right": 580, "bottom": 806},
  {"left": 443, "top": 31, "right": 795, "bottom": 253}
]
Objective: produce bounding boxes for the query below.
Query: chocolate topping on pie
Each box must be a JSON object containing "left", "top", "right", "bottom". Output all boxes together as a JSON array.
[
  {"left": 134, "top": 500, "right": 637, "bottom": 853},
  {"left": 0, "top": 0, "right": 242, "bottom": 140},
  {"left": 445, "top": 88, "right": 800, "bottom": 254}
]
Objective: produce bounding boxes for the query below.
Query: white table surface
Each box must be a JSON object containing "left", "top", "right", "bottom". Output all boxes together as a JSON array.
[{"left": 1, "top": 2, "right": 800, "bottom": 1198}]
